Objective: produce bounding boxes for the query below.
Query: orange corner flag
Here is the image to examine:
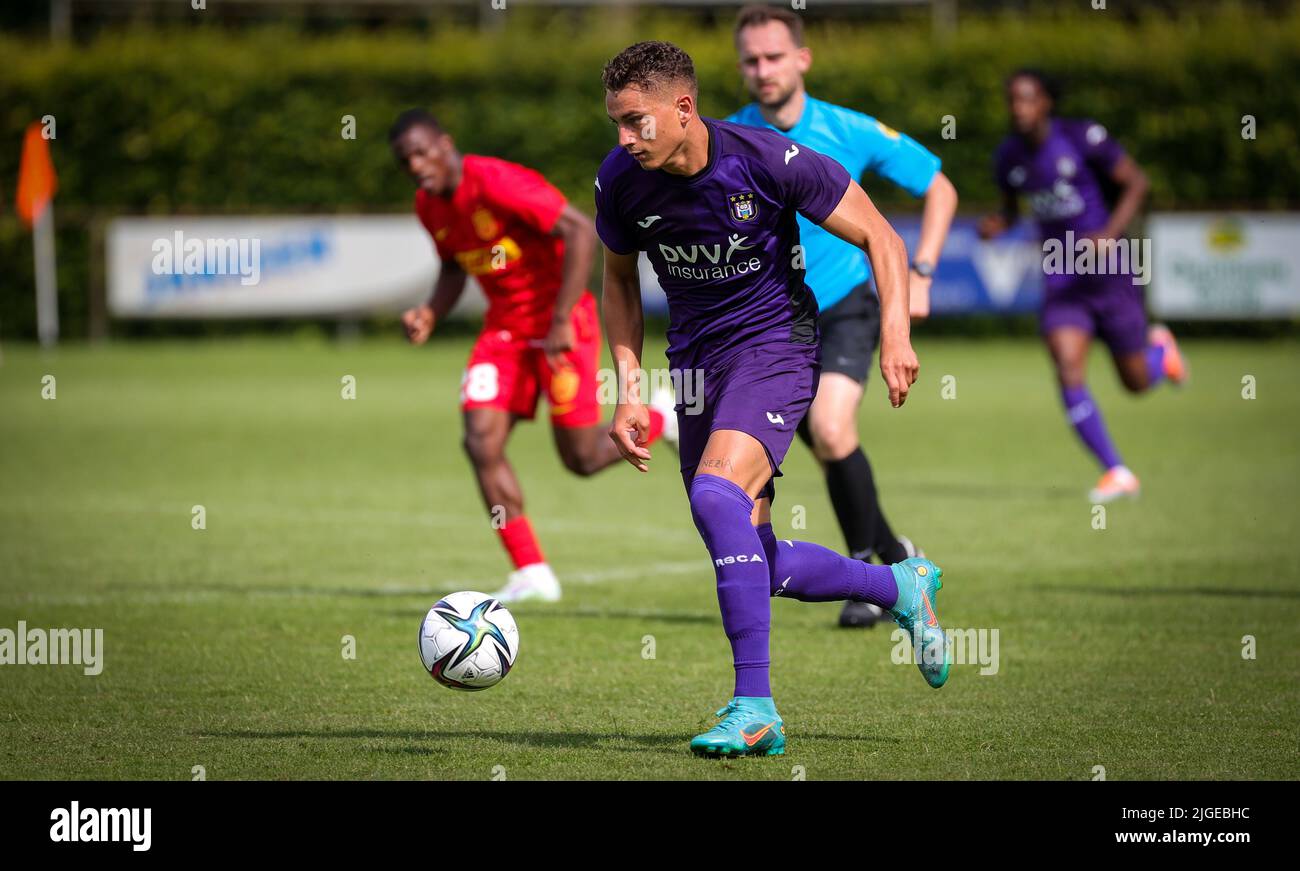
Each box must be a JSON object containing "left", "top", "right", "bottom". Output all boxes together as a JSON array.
[{"left": 16, "top": 121, "right": 58, "bottom": 228}]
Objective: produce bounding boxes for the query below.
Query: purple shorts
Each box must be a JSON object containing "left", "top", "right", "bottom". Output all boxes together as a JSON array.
[
  {"left": 1040, "top": 273, "right": 1149, "bottom": 356},
  {"left": 677, "top": 342, "right": 819, "bottom": 502}
]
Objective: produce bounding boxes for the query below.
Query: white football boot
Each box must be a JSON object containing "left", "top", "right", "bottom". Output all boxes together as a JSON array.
[
  {"left": 1088, "top": 465, "right": 1141, "bottom": 504},
  {"left": 494, "top": 562, "right": 562, "bottom": 603}
]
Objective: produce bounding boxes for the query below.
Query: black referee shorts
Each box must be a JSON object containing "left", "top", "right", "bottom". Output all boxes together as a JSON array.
[{"left": 817, "top": 280, "right": 880, "bottom": 385}]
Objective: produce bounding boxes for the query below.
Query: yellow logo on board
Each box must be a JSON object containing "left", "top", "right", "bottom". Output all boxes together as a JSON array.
[{"left": 1207, "top": 217, "right": 1245, "bottom": 252}]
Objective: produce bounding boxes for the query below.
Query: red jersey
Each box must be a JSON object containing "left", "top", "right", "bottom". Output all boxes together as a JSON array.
[{"left": 415, "top": 155, "right": 570, "bottom": 339}]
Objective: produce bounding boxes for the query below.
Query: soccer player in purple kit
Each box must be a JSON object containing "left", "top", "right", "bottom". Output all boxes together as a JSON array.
[
  {"left": 979, "top": 69, "right": 1187, "bottom": 503},
  {"left": 595, "top": 41, "right": 950, "bottom": 758}
]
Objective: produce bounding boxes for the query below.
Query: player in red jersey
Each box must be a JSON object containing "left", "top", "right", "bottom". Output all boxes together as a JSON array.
[{"left": 390, "top": 109, "right": 664, "bottom": 602}]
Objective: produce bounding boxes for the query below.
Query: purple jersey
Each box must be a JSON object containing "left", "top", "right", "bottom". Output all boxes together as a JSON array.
[
  {"left": 995, "top": 118, "right": 1126, "bottom": 289},
  {"left": 595, "top": 118, "right": 851, "bottom": 371}
]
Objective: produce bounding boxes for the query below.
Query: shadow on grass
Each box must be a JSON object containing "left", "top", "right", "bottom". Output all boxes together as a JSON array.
[
  {"left": 105, "top": 582, "right": 723, "bottom": 624},
  {"left": 205, "top": 728, "right": 681, "bottom": 753},
  {"left": 203, "top": 727, "right": 885, "bottom": 753},
  {"left": 368, "top": 745, "right": 450, "bottom": 758}
]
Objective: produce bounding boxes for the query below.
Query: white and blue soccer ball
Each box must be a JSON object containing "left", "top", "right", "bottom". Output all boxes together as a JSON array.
[{"left": 418, "top": 591, "right": 519, "bottom": 691}]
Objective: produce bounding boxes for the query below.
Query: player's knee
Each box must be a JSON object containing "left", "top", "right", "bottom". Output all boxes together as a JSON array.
[
  {"left": 688, "top": 487, "right": 727, "bottom": 535},
  {"left": 557, "top": 446, "right": 598, "bottom": 477},
  {"left": 688, "top": 475, "right": 749, "bottom": 536},
  {"left": 462, "top": 428, "right": 503, "bottom": 467},
  {"left": 554, "top": 429, "right": 604, "bottom": 477},
  {"left": 809, "top": 416, "right": 857, "bottom": 461},
  {"left": 1119, "top": 369, "right": 1148, "bottom": 394},
  {"left": 1055, "top": 359, "right": 1087, "bottom": 388}
]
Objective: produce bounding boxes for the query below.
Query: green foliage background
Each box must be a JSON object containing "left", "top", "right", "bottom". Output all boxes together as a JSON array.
[{"left": 1, "top": 6, "right": 1297, "bottom": 337}]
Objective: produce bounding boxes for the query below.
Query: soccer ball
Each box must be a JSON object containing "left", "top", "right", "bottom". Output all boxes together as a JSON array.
[{"left": 418, "top": 591, "right": 519, "bottom": 691}]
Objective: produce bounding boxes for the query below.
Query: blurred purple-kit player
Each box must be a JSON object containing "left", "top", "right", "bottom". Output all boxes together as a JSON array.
[
  {"left": 980, "top": 69, "right": 1187, "bottom": 503},
  {"left": 595, "top": 41, "right": 951, "bottom": 758}
]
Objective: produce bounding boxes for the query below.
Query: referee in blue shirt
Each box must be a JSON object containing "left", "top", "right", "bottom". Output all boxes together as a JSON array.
[{"left": 728, "top": 6, "right": 959, "bottom": 628}]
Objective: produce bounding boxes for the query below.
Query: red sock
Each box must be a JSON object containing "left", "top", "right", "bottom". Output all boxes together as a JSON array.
[
  {"left": 646, "top": 408, "right": 666, "bottom": 446},
  {"left": 497, "top": 516, "right": 544, "bottom": 569}
]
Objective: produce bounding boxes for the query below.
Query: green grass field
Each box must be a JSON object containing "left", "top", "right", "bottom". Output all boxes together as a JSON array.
[{"left": 1, "top": 334, "right": 1297, "bottom": 780}]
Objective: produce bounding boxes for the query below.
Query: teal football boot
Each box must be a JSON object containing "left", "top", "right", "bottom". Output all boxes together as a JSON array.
[
  {"left": 890, "top": 558, "right": 951, "bottom": 689},
  {"left": 690, "top": 696, "right": 786, "bottom": 757}
]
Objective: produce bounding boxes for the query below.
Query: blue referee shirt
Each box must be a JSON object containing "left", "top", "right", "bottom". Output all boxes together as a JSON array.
[{"left": 728, "top": 95, "right": 940, "bottom": 310}]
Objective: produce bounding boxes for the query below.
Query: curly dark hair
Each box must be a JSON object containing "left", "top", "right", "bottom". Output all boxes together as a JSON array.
[
  {"left": 1007, "top": 68, "right": 1061, "bottom": 112},
  {"left": 601, "top": 41, "right": 697, "bottom": 96},
  {"left": 388, "top": 108, "right": 442, "bottom": 142}
]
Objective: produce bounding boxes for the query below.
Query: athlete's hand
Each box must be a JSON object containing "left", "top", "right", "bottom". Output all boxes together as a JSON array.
[
  {"left": 879, "top": 333, "right": 919, "bottom": 408},
  {"left": 909, "top": 272, "right": 932, "bottom": 321},
  {"left": 543, "top": 317, "right": 576, "bottom": 371},
  {"left": 609, "top": 401, "right": 652, "bottom": 473},
  {"left": 977, "top": 214, "right": 1008, "bottom": 240},
  {"left": 1084, "top": 230, "right": 1121, "bottom": 256},
  {"left": 402, "top": 304, "right": 435, "bottom": 345}
]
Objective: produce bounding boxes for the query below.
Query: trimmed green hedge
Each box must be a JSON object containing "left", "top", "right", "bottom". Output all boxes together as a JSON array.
[{"left": 1, "top": 6, "right": 1297, "bottom": 337}]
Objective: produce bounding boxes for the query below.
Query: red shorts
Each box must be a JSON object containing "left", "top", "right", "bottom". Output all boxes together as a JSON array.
[{"left": 460, "top": 292, "right": 602, "bottom": 428}]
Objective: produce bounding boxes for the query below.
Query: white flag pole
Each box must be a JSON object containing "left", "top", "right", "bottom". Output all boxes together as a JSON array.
[{"left": 34, "top": 202, "right": 59, "bottom": 348}]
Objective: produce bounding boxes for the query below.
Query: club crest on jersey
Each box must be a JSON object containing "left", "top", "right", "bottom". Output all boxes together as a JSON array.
[
  {"left": 549, "top": 366, "right": 580, "bottom": 405},
  {"left": 471, "top": 208, "right": 501, "bottom": 241},
  {"left": 728, "top": 191, "right": 758, "bottom": 223}
]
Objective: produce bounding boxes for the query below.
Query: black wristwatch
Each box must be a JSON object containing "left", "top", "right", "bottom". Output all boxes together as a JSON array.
[{"left": 911, "top": 259, "right": 935, "bottom": 278}]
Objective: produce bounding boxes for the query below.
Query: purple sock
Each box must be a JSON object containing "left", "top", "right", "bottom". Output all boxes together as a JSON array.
[
  {"left": 688, "top": 474, "right": 771, "bottom": 698},
  {"left": 1061, "top": 384, "right": 1123, "bottom": 471},
  {"left": 755, "top": 523, "right": 897, "bottom": 608},
  {"left": 1145, "top": 343, "right": 1166, "bottom": 388}
]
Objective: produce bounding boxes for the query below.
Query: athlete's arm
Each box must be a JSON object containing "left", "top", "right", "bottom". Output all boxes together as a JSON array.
[
  {"left": 543, "top": 204, "right": 599, "bottom": 366},
  {"left": 1095, "top": 154, "right": 1149, "bottom": 241},
  {"left": 602, "top": 245, "right": 651, "bottom": 472},
  {"left": 820, "top": 180, "right": 919, "bottom": 408},
  {"left": 402, "top": 259, "right": 467, "bottom": 345},
  {"left": 909, "top": 171, "right": 958, "bottom": 319},
  {"left": 853, "top": 114, "right": 954, "bottom": 319}
]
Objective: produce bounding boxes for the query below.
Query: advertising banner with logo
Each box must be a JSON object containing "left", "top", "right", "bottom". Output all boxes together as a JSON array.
[
  {"left": 110, "top": 212, "right": 1298, "bottom": 323},
  {"left": 107, "top": 216, "right": 485, "bottom": 318},
  {"left": 895, "top": 217, "right": 1044, "bottom": 315},
  {"left": 1148, "top": 213, "right": 1300, "bottom": 318}
]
